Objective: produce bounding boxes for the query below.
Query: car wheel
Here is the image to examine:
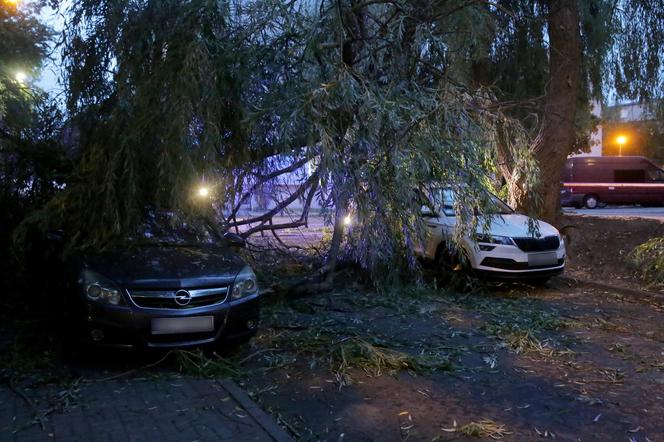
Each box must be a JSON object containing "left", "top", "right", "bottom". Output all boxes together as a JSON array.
[
  {"left": 583, "top": 194, "right": 599, "bottom": 209},
  {"left": 435, "top": 243, "right": 470, "bottom": 273}
]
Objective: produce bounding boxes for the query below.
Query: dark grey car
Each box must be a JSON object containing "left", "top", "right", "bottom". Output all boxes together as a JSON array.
[{"left": 62, "top": 219, "right": 260, "bottom": 350}]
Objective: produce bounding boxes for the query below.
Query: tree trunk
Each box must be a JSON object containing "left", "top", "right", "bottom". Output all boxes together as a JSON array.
[
  {"left": 494, "top": 119, "right": 533, "bottom": 213},
  {"left": 535, "top": 0, "right": 582, "bottom": 224}
]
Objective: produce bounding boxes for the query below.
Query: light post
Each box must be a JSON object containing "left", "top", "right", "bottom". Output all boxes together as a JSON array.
[{"left": 616, "top": 135, "right": 627, "bottom": 156}]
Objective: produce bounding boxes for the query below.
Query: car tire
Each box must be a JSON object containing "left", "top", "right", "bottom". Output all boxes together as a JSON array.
[
  {"left": 583, "top": 194, "right": 599, "bottom": 209},
  {"left": 435, "top": 243, "right": 470, "bottom": 273}
]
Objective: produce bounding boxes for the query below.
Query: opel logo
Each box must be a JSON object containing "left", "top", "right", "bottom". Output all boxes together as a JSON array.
[{"left": 174, "top": 290, "right": 192, "bottom": 306}]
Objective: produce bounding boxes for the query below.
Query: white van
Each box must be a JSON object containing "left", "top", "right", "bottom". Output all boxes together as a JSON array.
[{"left": 414, "top": 189, "right": 566, "bottom": 281}]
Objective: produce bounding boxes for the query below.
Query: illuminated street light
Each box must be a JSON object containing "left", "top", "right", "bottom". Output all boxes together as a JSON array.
[
  {"left": 15, "top": 71, "right": 27, "bottom": 84},
  {"left": 616, "top": 135, "right": 627, "bottom": 156},
  {"left": 343, "top": 214, "right": 352, "bottom": 226},
  {"left": 197, "top": 186, "right": 210, "bottom": 198}
]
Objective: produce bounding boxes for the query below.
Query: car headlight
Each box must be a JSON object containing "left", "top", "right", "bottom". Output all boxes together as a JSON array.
[
  {"left": 476, "top": 234, "right": 514, "bottom": 246},
  {"left": 78, "top": 269, "right": 125, "bottom": 306},
  {"left": 231, "top": 266, "right": 259, "bottom": 300}
]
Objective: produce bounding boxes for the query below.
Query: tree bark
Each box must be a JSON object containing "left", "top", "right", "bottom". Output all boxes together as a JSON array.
[{"left": 534, "top": 0, "right": 582, "bottom": 224}]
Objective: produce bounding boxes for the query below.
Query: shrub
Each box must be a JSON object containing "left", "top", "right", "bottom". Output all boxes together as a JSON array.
[{"left": 629, "top": 237, "right": 664, "bottom": 287}]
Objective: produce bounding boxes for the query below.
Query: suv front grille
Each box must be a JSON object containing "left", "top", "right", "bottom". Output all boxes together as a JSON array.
[
  {"left": 128, "top": 286, "right": 229, "bottom": 309},
  {"left": 512, "top": 236, "right": 560, "bottom": 252},
  {"left": 481, "top": 257, "right": 565, "bottom": 270}
]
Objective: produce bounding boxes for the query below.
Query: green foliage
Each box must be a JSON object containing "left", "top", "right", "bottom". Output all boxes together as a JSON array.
[
  {"left": 331, "top": 338, "right": 452, "bottom": 382},
  {"left": 0, "top": 2, "right": 51, "bottom": 116},
  {"left": 1, "top": 3, "right": 63, "bottom": 291},
  {"left": 629, "top": 237, "right": 664, "bottom": 287},
  {"left": 174, "top": 349, "right": 242, "bottom": 378},
  {"left": 5, "top": 0, "right": 664, "bottom": 282},
  {"left": 462, "top": 293, "right": 570, "bottom": 355},
  {"left": 606, "top": 0, "right": 664, "bottom": 101},
  {"left": 0, "top": 2, "right": 56, "bottom": 204},
  {"left": 52, "top": 0, "right": 248, "bottom": 247},
  {"left": 45, "top": 0, "right": 536, "bottom": 281},
  {"left": 247, "top": 0, "right": 535, "bottom": 277}
]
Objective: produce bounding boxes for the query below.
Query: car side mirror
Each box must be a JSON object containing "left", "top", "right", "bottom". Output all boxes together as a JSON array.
[
  {"left": 223, "top": 232, "right": 246, "bottom": 248},
  {"left": 420, "top": 205, "right": 438, "bottom": 218}
]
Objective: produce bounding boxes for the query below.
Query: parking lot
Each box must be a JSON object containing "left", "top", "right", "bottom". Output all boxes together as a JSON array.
[
  {"left": 3, "top": 212, "right": 664, "bottom": 441},
  {"left": 564, "top": 206, "right": 664, "bottom": 220}
]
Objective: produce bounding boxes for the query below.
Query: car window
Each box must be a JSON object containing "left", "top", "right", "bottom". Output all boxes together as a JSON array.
[
  {"left": 431, "top": 188, "right": 513, "bottom": 216},
  {"left": 441, "top": 189, "right": 456, "bottom": 216}
]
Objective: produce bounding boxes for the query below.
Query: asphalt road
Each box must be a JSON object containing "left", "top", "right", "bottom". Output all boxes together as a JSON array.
[{"left": 564, "top": 206, "right": 664, "bottom": 220}]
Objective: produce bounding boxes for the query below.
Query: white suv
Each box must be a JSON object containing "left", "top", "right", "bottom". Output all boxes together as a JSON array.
[{"left": 414, "top": 189, "right": 565, "bottom": 281}]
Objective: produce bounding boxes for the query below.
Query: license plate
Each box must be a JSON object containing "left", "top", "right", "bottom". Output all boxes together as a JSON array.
[
  {"left": 528, "top": 252, "right": 557, "bottom": 267},
  {"left": 151, "top": 316, "right": 214, "bottom": 335}
]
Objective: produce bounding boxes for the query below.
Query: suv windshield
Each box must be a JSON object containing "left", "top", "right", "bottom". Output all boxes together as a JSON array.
[{"left": 434, "top": 189, "right": 513, "bottom": 216}]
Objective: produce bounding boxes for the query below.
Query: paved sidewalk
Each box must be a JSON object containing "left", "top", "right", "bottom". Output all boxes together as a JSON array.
[{"left": 1, "top": 377, "right": 292, "bottom": 442}]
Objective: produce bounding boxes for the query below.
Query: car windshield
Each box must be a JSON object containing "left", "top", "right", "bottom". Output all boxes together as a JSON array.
[
  {"left": 433, "top": 189, "right": 513, "bottom": 216},
  {"left": 134, "top": 213, "right": 216, "bottom": 246}
]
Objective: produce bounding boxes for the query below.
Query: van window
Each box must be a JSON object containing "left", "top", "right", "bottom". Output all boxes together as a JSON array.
[
  {"left": 614, "top": 169, "right": 645, "bottom": 183},
  {"left": 647, "top": 169, "right": 664, "bottom": 182}
]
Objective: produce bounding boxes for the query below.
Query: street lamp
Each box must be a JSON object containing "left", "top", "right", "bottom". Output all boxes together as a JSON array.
[
  {"left": 197, "top": 186, "right": 210, "bottom": 198},
  {"left": 14, "top": 71, "right": 27, "bottom": 84},
  {"left": 616, "top": 135, "right": 627, "bottom": 156}
]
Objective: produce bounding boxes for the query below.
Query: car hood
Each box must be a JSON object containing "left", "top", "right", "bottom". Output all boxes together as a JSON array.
[
  {"left": 477, "top": 214, "right": 560, "bottom": 238},
  {"left": 83, "top": 244, "right": 247, "bottom": 289}
]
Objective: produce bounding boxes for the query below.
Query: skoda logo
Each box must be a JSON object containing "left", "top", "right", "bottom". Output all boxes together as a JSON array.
[{"left": 174, "top": 290, "right": 192, "bottom": 306}]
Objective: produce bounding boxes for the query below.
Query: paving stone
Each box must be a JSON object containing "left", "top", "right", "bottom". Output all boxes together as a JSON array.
[{"left": 0, "top": 379, "right": 291, "bottom": 442}]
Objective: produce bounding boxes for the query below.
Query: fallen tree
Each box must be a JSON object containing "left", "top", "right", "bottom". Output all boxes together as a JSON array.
[{"left": 27, "top": 0, "right": 539, "bottom": 290}]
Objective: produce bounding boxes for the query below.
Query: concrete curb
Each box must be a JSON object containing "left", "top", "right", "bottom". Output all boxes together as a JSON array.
[
  {"left": 218, "top": 379, "right": 294, "bottom": 442},
  {"left": 558, "top": 275, "right": 664, "bottom": 303}
]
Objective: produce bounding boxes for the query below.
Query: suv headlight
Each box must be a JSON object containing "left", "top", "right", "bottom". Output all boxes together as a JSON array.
[
  {"left": 476, "top": 234, "right": 514, "bottom": 246},
  {"left": 79, "top": 269, "right": 125, "bottom": 306},
  {"left": 231, "top": 266, "right": 259, "bottom": 300}
]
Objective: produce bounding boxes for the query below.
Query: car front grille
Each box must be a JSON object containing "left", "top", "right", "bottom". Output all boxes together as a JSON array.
[
  {"left": 127, "top": 286, "right": 229, "bottom": 309},
  {"left": 481, "top": 257, "right": 565, "bottom": 270},
  {"left": 512, "top": 236, "right": 560, "bottom": 252}
]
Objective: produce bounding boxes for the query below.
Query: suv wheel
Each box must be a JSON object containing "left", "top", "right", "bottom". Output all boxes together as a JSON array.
[{"left": 435, "top": 243, "right": 469, "bottom": 272}]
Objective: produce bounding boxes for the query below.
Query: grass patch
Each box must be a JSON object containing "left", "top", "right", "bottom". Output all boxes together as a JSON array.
[
  {"left": 443, "top": 419, "right": 511, "bottom": 439},
  {"left": 262, "top": 321, "right": 453, "bottom": 386},
  {"left": 466, "top": 296, "right": 571, "bottom": 356},
  {"left": 586, "top": 317, "right": 628, "bottom": 332},
  {"left": 332, "top": 338, "right": 452, "bottom": 382},
  {"left": 173, "top": 349, "right": 243, "bottom": 378},
  {"left": 597, "top": 367, "right": 625, "bottom": 383}
]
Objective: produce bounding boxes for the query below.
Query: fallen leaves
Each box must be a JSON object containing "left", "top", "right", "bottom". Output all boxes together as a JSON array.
[{"left": 442, "top": 419, "right": 512, "bottom": 439}]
